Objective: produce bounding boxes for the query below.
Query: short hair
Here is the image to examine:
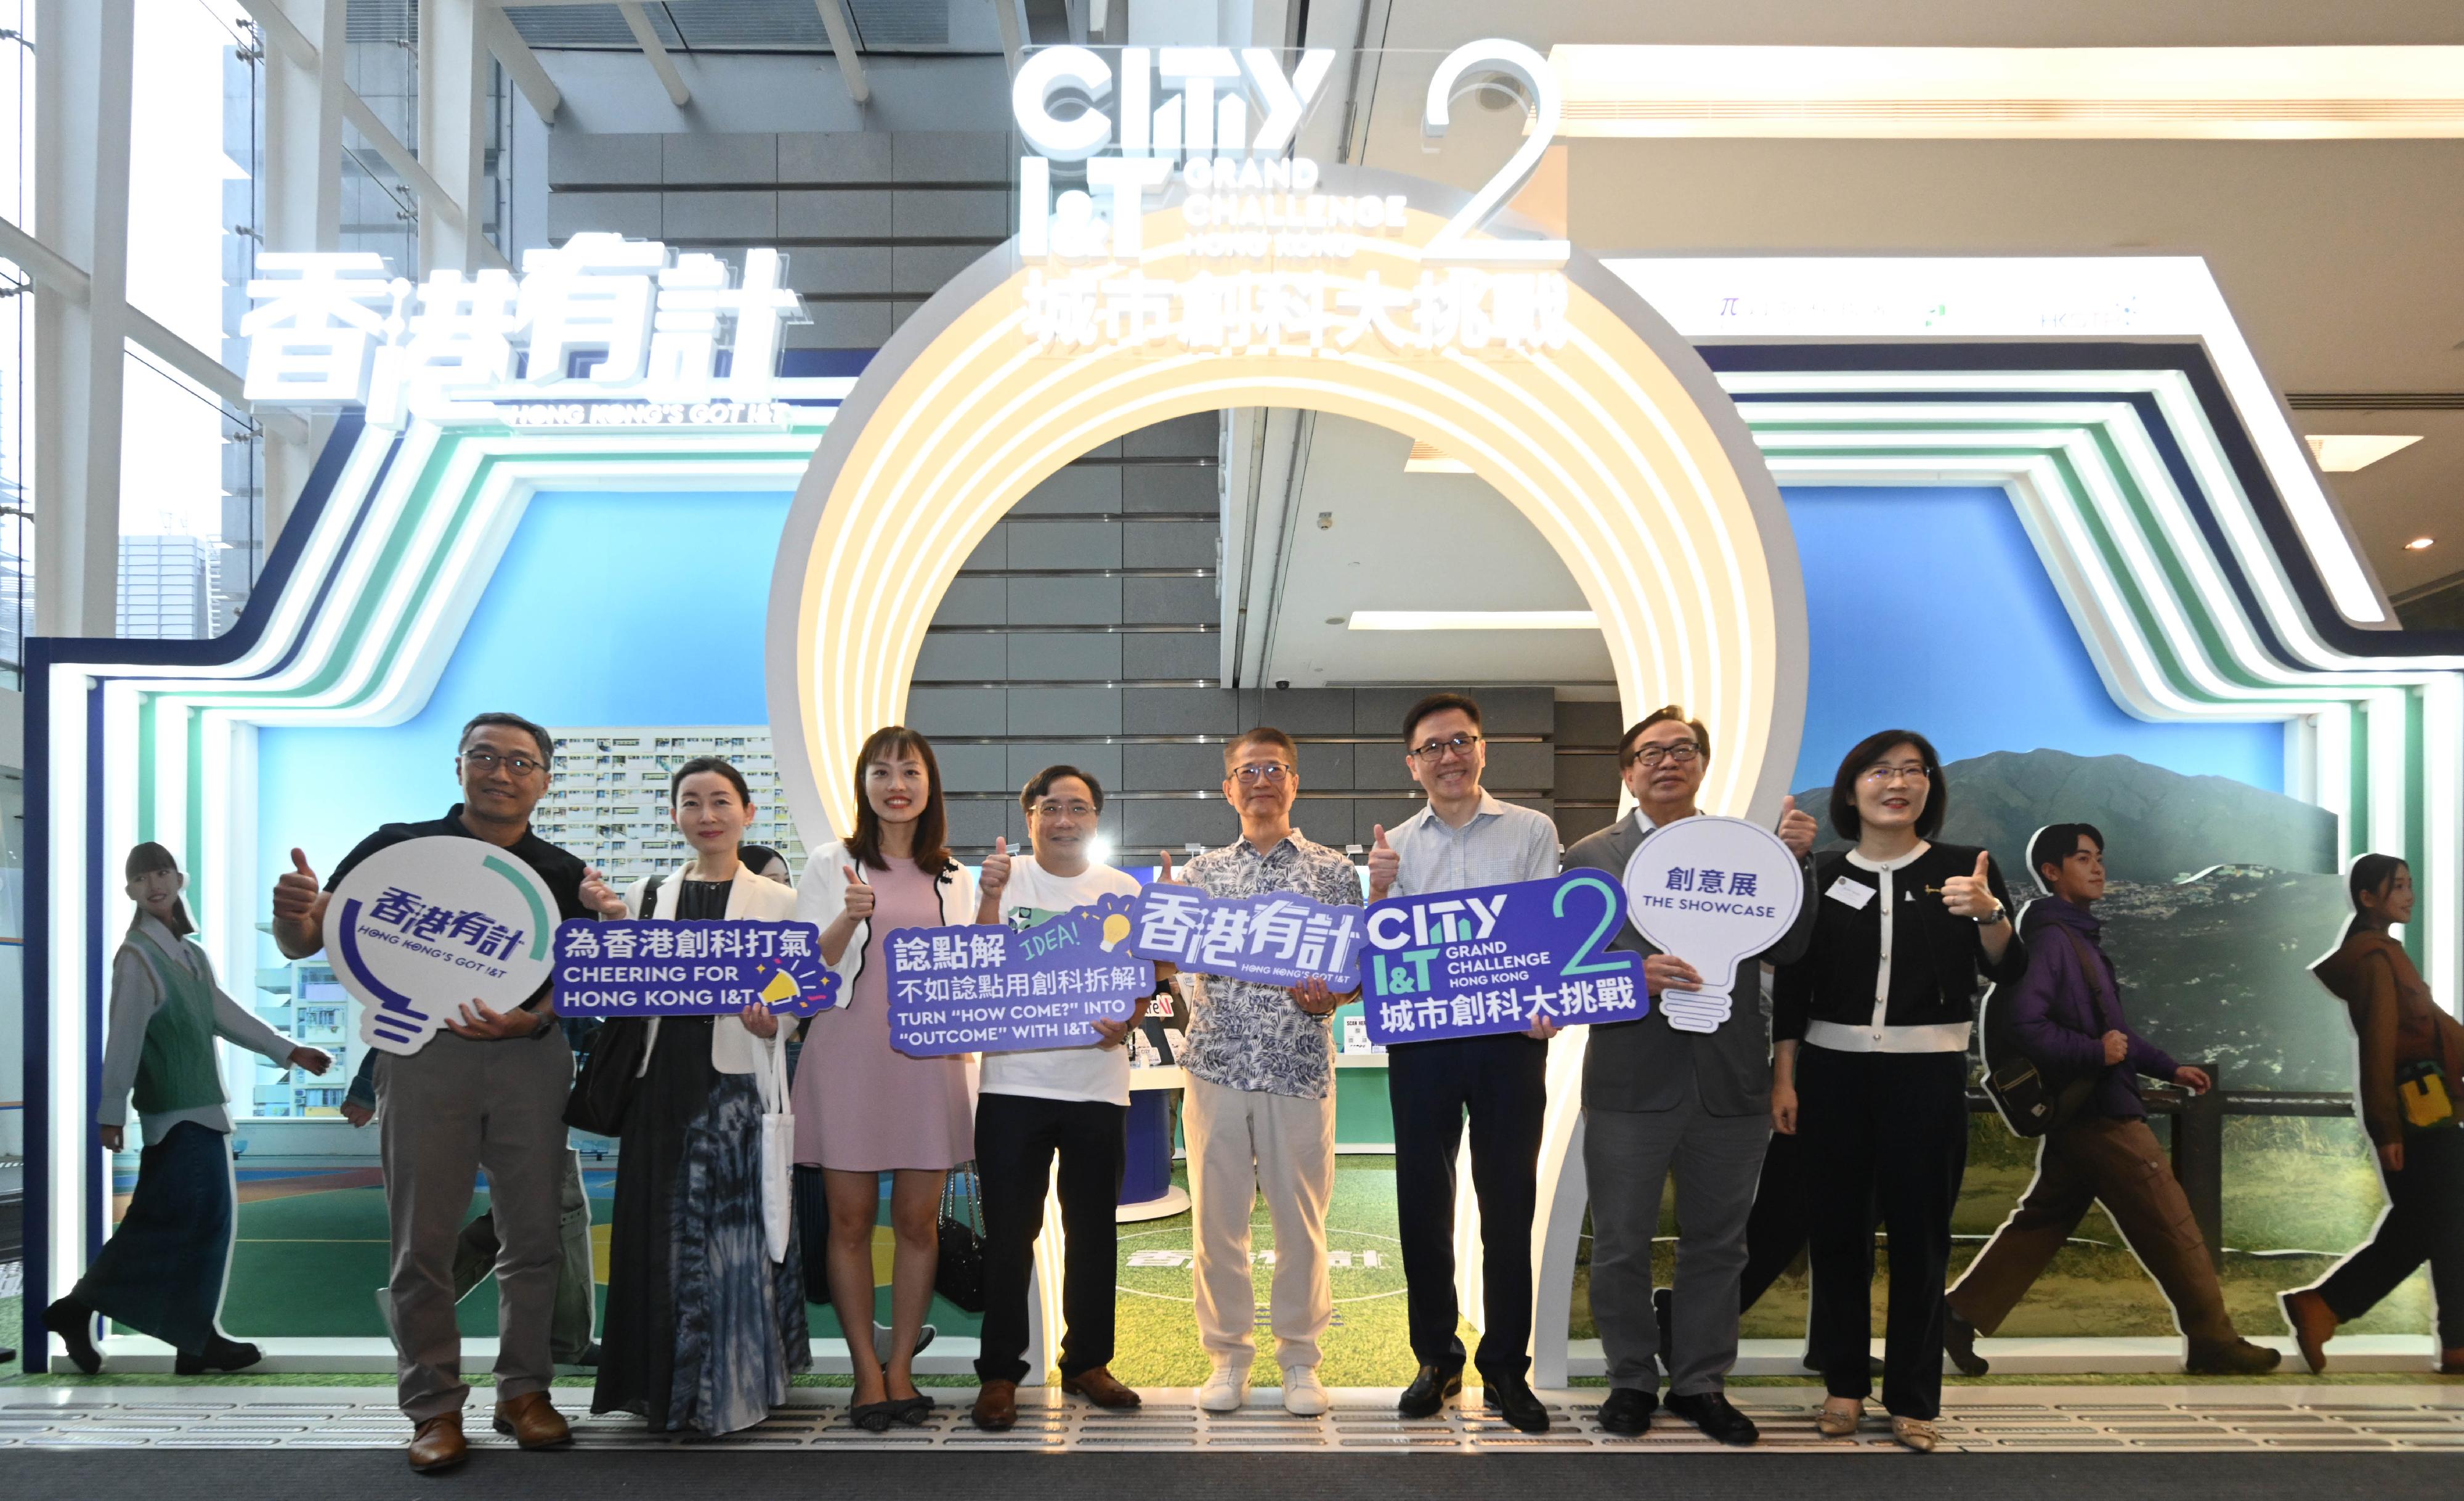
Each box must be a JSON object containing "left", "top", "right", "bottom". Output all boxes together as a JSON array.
[
  {"left": 1828, "top": 729, "right": 1946, "bottom": 841},
  {"left": 460, "top": 710, "right": 553, "bottom": 765},
  {"left": 670, "top": 755, "right": 751, "bottom": 805},
  {"left": 1223, "top": 726, "right": 1298, "bottom": 772},
  {"left": 1618, "top": 704, "right": 1710, "bottom": 767},
  {"left": 2029, "top": 823, "right": 2105, "bottom": 889},
  {"left": 1021, "top": 764, "right": 1105, "bottom": 815},
  {"left": 1401, "top": 692, "right": 1482, "bottom": 746}
]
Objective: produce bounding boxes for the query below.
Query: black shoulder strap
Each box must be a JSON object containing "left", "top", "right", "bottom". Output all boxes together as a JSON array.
[{"left": 640, "top": 873, "right": 663, "bottom": 919}]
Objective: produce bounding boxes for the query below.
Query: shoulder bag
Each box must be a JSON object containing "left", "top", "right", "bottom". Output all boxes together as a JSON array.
[
  {"left": 1982, "top": 925, "right": 2101, "bottom": 1139},
  {"left": 562, "top": 875, "right": 661, "bottom": 1136}
]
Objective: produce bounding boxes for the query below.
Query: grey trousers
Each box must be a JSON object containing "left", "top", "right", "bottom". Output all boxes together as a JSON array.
[
  {"left": 376, "top": 1028, "right": 575, "bottom": 1422},
  {"left": 1583, "top": 1088, "right": 1773, "bottom": 1396}
]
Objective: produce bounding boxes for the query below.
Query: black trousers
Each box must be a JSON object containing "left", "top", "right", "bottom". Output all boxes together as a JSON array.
[
  {"left": 1797, "top": 1046, "right": 1969, "bottom": 1419},
  {"left": 1740, "top": 1127, "right": 1814, "bottom": 1311},
  {"left": 2316, "top": 1123, "right": 2464, "bottom": 1348},
  {"left": 1388, "top": 1031, "right": 1550, "bottom": 1378},
  {"left": 973, "top": 1091, "right": 1128, "bottom": 1383}
]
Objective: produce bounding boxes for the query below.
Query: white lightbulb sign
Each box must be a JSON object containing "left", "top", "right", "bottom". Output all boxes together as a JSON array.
[{"left": 1621, "top": 816, "right": 1805, "bottom": 1035}]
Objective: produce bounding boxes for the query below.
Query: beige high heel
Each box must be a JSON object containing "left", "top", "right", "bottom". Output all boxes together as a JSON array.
[
  {"left": 1815, "top": 1400, "right": 1862, "bottom": 1438},
  {"left": 1891, "top": 1416, "right": 1940, "bottom": 1453}
]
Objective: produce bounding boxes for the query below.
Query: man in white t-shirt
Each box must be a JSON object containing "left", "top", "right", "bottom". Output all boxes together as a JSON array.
[{"left": 967, "top": 765, "right": 1162, "bottom": 1431}]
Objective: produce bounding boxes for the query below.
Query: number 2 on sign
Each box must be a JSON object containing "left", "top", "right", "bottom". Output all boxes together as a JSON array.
[
  {"left": 1555, "top": 874, "right": 1634, "bottom": 976},
  {"left": 1420, "top": 39, "right": 1571, "bottom": 266}
]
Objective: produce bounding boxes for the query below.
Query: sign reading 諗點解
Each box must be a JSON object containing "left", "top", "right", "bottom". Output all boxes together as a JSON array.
[
  {"left": 885, "top": 893, "right": 1155, "bottom": 1057},
  {"left": 1621, "top": 816, "right": 1806, "bottom": 1035},
  {"left": 1361, "top": 871, "right": 1645, "bottom": 1045},
  {"left": 553, "top": 919, "right": 840, "bottom": 1019},
  {"left": 323, "top": 836, "right": 557, "bottom": 1056}
]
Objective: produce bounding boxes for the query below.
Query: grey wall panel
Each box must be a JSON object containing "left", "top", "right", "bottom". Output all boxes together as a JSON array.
[
  {"left": 1260, "top": 688, "right": 1352, "bottom": 736},
  {"left": 904, "top": 686, "right": 1005, "bottom": 737},
  {"left": 548, "top": 131, "right": 662, "bottom": 185},
  {"left": 663, "top": 134, "right": 776, "bottom": 183},
  {"left": 1125, "top": 741, "right": 1229, "bottom": 789},
  {"left": 1123, "top": 687, "right": 1240, "bottom": 734},
  {"left": 1477, "top": 687, "right": 1559, "bottom": 734},
  {"left": 1124, "top": 576, "right": 1217, "bottom": 624},
  {"left": 1122, "top": 631, "right": 1218, "bottom": 680},
  {"left": 928, "top": 577, "right": 1006, "bottom": 625},
  {"left": 915, "top": 633, "right": 1003, "bottom": 681},
  {"left": 1482, "top": 742, "right": 1557, "bottom": 791},
  {"left": 946, "top": 800, "right": 1010, "bottom": 850},
  {"left": 1011, "top": 465, "right": 1122, "bottom": 515},
  {"left": 893, "top": 190, "right": 1008, "bottom": 238},
  {"left": 961, "top": 529, "right": 1005, "bottom": 569},
  {"left": 786, "top": 244, "right": 895, "bottom": 295},
  {"left": 778, "top": 131, "right": 893, "bottom": 182},
  {"left": 1122, "top": 464, "right": 1216, "bottom": 512},
  {"left": 933, "top": 741, "right": 1011, "bottom": 795},
  {"left": 1124, "top": 414, "right": 1218, "bottom": 457},
  {"left": 1006, "top": 632, "right": 1123, "bottom": 681},
  {"left": 779, "top": 190, "right": 893, "bottom": 240},
  {"left": 1006, "top": 519, "right": 1122, "bottom": 569},
  {"left": 1558, "top": 806, "right": 1618, "bottom": 844},
  {"left": 1557, "top": 699, "right": 1627, "bottom": 748},
  {"left": 1295, "top": 741, "right": 1355, "bottom": 791},
  {"left": 1555, "top": 750, "right": 1624, "bottom": 803},
  {"left": 1007, "top": 686, "right": 1124, "bottom": 737},
  {"left": 1006, "top": 742, "right": 1124, "bottom": 794},
  {"left": 660, "top": 190, "right": 777, "bottom": 240},
  {"left": 1123, "top": 799, "right": 1235, "bottom": 851},
  {"left": 547, "top": 191, "right": 659, "bottom": 242},
  {"left": 1124, "top": 521, "right": 1217, "bottom": 567},
  {"left": 890, "top": 132, "right": 1010, "bottom": 182},
  {"left": 894, "top": 243, "right": 988, "bottom": 293},
  {"left": 1008, "top": 576, "right": 1124, "bottom": 625},
  {"left": 1352, "top": 687, "right": 1424, "bottom": 739}
]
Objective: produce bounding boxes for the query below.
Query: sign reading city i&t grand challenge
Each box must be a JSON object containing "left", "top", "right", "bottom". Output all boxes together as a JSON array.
[
  {"left": 323, "top": 836, "right": 558, "bottom": 1055},
  {"left": 1362, "top": 871, "right": 1645, "bottom": 1045},
  {"left": 886, "top": 893, "right": 1156, "bottom": 1057},
  {"left": 552, "top": 920, "right": 840, "bottom": 1019}
]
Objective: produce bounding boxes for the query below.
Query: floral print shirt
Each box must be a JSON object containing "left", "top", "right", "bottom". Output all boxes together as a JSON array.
[{"left": 1179, "top": 830, "right": 1363, "bottom": 1100}]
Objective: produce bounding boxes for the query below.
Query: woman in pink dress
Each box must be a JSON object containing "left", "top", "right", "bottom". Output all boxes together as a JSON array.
[{"left": 793, "top": 726, "right": 980, "bottom": 1430}]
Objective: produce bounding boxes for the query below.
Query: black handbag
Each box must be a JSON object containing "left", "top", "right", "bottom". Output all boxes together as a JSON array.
[
  {"left": 562, "top": 877, "right": 659, "bottom": 1136},
  {"left": 933, "top": 1163, "right": 987, "bottom": 1313}
]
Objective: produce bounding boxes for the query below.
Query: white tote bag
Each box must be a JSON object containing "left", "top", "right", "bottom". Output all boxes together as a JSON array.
[{"left": 758, "top": 1034, "right": 795, "bottom": 1264}]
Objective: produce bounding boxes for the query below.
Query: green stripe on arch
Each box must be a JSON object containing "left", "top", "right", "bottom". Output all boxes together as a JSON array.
[{"left": 483, "top": 853, "right": 553, "bottom": 960}]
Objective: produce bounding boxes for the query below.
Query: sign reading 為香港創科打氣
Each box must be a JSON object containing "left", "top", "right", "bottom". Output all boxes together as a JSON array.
[
  {"left": 885, "top": 893, "right": 1156, "bottom": 1057},
  {"left": 323, "top": 836, "right": 559, "bottom": 1056},
  {"left": 1622, "top": 816, "right": 1807, "bottom": 1035},
  {"left": 551, "top": 919, "right": 839, "bottom": 1019},
  {"left": 1125, "top": 882, "right": 1363, "bottom": 992},
  {"left": 1361, "top": 871, "right": 1644, "bottom": 1045}
]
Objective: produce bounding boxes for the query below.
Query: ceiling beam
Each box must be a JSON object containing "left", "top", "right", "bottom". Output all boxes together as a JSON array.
[
  {"left": 812, "top": 0, "right": 871, "bottom": 106},
  {"left": 615, "top": 1, "right": 692, "bottom": 107},
  {"left": 993, "top": 0, "right": 1024, "bottom": 79},
  {"left": 480, "top": 2, "right": 562, "bottom": 123}
]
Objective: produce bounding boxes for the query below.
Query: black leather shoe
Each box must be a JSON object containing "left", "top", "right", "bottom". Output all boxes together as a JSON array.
[
  {"left": 1595, "top": 1386, "right": 1658, "bottom": 1435},
  {"left": 1652, "top": 1286, "right": 1674, "bottom": 1377},
  {"left": 1483, "top": 1375, "right": 1550, "bottom": 1433},
  {"left": 1664, "top": 1390, "right": 1759, "bottom": 1446},
  {"left": 42, "top": 1299, "right": 102, "bottom": 1375},
  {"left": 1943, "top": 1311, "right": 1990, "bottom": 1376},
  {"left": 175, "top": 1336, "right": 263, "bottom": 1375},
  {"left": 1396, "top": 1364, "right": 1462, "bottom": 1418}
]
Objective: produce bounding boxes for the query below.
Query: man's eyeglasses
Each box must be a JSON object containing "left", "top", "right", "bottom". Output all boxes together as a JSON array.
[
  {"left": 1033, "top": 801, "right": 1098, "bottom": 820},
  {"left": 1231, "top": 762, "right": 1291, "bottom": 784},
  {"left": 460, "top": 749, "right": 542, "bottom": 776},
  {"left": 1408, "top": 734, "right": 1483, "bottom": 762},
  {"left": 1859, "top": 762, "right": 1932, "bottom": 786},
  {"left": 1621, "top": 742, "right": 1701, "bottom": 770}
]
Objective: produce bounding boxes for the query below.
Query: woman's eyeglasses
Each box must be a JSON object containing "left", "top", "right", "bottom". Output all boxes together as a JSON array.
[{"left": 1860, "top": 762, "right": 1932, "bottom": 786}]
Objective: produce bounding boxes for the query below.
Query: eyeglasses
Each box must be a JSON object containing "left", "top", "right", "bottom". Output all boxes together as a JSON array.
[
  {"left": 1408, "top": 734, "right": 1483, "bottom": 762},
  {"left": 1859, "top": 762, "right": 1932, "bottom": 786},
  {"left": 1033, "top": 801, "right": 1098, "bottom": 819},
  {"left": 1621, "top": 742, "right": 1701, "bottom": 769},
  {"left": 461, "top": 750, "right": 543, "bottom": 776},
  {"left": 1230, "top": 762, "right": 1291, "bottom": 784}
]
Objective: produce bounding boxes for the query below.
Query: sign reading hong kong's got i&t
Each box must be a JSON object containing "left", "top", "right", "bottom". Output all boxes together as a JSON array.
[{"left": 322, "top": 836, "right": 557, "bottom": 1055}]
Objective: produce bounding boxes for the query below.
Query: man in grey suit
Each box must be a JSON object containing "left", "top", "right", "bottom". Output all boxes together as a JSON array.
[{"left": 1561, "top": 705, "right": 1817, "bottom": 1444}]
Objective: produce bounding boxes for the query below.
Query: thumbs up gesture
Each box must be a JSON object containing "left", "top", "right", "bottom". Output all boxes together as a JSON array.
[
  {"left": 980, "top": 835, "right": 1013, "bottom": 900},
  {"left": 579, "top": 865, "right": 628, "bottom": 919},
  {"left": 1366, "top": 822, "right": 1400, "bottom": 901},
  {"left": 272, "top": 847, "right": 322, "bottom": 922},
  {"left": 1775, "top": 794, "right": 1818, "bottom": 858},
  {"left": 842, "top": 863, "right": 876, "bottom": 922},
  {"left": 1156, "top": 848, "right": 1180, "bottom": 885},
  {"left": 1941, "top": 849, "right": 2004, "bottom": 922}
]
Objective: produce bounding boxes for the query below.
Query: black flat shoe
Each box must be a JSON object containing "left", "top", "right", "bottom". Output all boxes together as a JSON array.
[
  {"left": 175, "top": 1336, "right": 263, "bottom": 1375},
  {"left": 41, "top": 1300, "right": 102, "bottom": 1375},
  {"left": 1596, "top": 1386, "right": 1658, "bottom": 1435},
  {"left": 1483, "top": 1375, "right": 1550, "bottom": 1434},
  {"left": 1664, "top": 1389, "right": 1759, "bottom": 1446},
  {"left": 892, "top": 1393, "right": 936, "bottom": 1426},
  {"left": 1943, "top": 1312, "right": 1990, "bottom": 1377},
  {"left": 1396, "top": 1364, "right": 1462, "bottom": 1418},
  {"left": 849, "top": 1400, "right": 902, "bottom": 1433}
]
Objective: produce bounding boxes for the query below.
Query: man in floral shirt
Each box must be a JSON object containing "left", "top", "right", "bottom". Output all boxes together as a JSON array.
[{"left": 1179, "top": 726, "right": 1362, "bottom": 1418}]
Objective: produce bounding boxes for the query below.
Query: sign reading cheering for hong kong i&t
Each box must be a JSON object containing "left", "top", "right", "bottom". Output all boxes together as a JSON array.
[
  {"left": 1621, "top": 816, "right": 1807, "bottom": 1036},
  {"left": 552, "top": 920, "right": 840, "bottom": 1019},
  {"left": 323, "top": 836, "right": 557, "bottom": 1055},
  {"left": 1127, "top": 884, "right": 1363, "bottom": 991},
  {"left": 1363, "top": 871, "right": 1644, "bottom": 1045},
  {"left": 886, "top": 893, "right": 1156, "bottom": 1056}
]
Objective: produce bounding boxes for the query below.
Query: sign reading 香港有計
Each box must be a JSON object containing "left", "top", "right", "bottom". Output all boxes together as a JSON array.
[
  {"left": 1622, "top": 815, "right": 1807, "bottom": 1035},
  {"left": 1361, "top": 871, "right": 1645, "bottom": 1045},
  {"left": 552, "top": 920, "right": 840, "bottom": 1019},
  {"left": 323, "top": 836, "right": 558, "bottom": 1056},
  {"left": 1125, "top": 882, "right": 1363, "bottom": 991},
  {"left": 886, "top": 893, "right": 1156, "bottom": 1057}
]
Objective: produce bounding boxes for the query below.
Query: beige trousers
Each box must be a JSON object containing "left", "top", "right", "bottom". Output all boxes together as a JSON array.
[{"left": 1185, "top": 1073, "right": 1339, "bottom": 1372}]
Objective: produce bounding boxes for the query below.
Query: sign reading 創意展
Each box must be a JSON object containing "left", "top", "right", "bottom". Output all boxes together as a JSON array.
[
  {"left": 885, "top": 893, "right": 1156, "bottom": 1057},
  {"left": 1621, "top": 816, "right": 1805, "bottom": 1035},
  {"left": 1361, "top": 871, "right": 1646, "bottom": 1045},
  {"left": 552, "top": 919, "right": 841, "bottom": 1019},
  {"left": 322, "top": 836, "right": 558, "bottom": 1055},
  {"left": 1127, "top": 883, "right": 1364, "bottom": 991}
]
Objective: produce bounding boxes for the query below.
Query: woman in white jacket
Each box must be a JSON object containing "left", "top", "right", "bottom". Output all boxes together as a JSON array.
[
  {"left": 793, "top": 725, "right": 979, "bottom": 1431},
  {"left": 583, "top": 757, "right": 809, "bottom": 1436}
]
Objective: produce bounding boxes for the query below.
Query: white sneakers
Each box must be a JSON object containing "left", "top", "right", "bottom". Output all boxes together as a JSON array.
[
  {"left": 1280, "top": 1365, "right": 1331, "bottom": 1417},
  {"left": 1198, "top": 1361, "right": 1252, "bottom": 1412}
]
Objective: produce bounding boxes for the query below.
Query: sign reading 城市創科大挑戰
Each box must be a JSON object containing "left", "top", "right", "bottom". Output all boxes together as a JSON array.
[
  {"left": 1621, "top": 816, "right": 1807, "bottom": 1036},
  {"left": 552, "top": 919, "right": 840, "bottom": 1019},
  {"left": 885, "top": 892, "right": 1156, "bottom": 1057},
  {"left": 322, "top": 836, "right": 558, "bottom": 1056},
  {"left": 1361, "top": 871, "right": 1646, "bottom": 1046}
]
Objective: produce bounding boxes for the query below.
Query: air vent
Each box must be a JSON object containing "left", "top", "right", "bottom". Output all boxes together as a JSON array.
[
  {"left": 2285, "top": 393, "right": 2464, "bottom": 412},
  {"left": 850, "top": 0, "right": 951, "bottom": 47}
]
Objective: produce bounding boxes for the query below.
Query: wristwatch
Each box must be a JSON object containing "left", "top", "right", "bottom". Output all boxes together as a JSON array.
[{"left": 1972, "top": 903, "right": 2007, "bottom": 927}]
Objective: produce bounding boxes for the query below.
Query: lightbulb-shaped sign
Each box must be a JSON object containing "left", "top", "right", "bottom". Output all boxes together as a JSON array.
[
  {"left": 1100, "top": 912, "right": 1133, "bottom": 953},
  {"left": 1620, "top": 816, "right": 1805, "bottom": 1035}
]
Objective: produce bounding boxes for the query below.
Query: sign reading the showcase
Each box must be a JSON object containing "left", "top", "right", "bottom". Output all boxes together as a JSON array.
[
  {"left": 1361, "top": 871, "right": 1645, "bottom": 1045},
  {"left": 885, "top": 894, "right": 1156, "bottom": 1056},
  {"left": 551, "top": 919, "right": 840, "bottom": 1019},
  {"left": 1621, "top": 816, "right": 1805, "bottom": 1035},
  {"left": 1010, "top": 39, "right": 1577, "bottom": 358}
]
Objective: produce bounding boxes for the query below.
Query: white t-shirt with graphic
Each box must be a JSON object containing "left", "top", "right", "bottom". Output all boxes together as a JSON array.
[{"left": 979, "top": 856, "right": 1146, "bottom": 1107}]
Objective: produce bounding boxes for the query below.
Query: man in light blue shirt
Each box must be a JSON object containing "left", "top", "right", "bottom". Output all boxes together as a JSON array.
[{"left": 1366, "top": 693, "right": 1562, "bottom": 1432}]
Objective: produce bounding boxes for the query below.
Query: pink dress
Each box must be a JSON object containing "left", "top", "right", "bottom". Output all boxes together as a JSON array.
[{"left": 790, "top": 858, "right": 974, "bottom": 1171}]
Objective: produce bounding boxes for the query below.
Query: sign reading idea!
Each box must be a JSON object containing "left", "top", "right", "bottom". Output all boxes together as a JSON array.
[
  {"left": 324, "top": 836, "right": 557, "bottom": 1056},
  {"left": 553, "top": 920, "right": 840, "bottom": 1019},
  {"left": 1363, "top": 871, "right": 1645, "bottom": 1045},
  {"left": 886, "top": 893, "right": 1156, "bottom": 1057},
  {"left": 1127, "top": 884, "right": 1364, "bottom": 991}
]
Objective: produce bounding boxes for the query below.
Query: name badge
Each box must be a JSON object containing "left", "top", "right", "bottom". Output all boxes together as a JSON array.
[{"left": 1825, "top": 876, "right": 1876, "bottom": 910}]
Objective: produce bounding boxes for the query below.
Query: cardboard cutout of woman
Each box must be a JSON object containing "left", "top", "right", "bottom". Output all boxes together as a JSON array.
[{"left": 41, "top": 842, "right": 333, "bottom": 1374}]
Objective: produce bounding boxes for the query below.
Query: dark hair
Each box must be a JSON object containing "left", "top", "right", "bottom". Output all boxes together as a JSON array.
[
  {"left": 2029, "top": 822, "right": 2105, "bottom": 891},
  {"left": 670, "top": 755, "right": 752, "bottom": 806},
  {"left": 1401, "top": 693, "right": 1482, "bottom": 746},
  {"left": 1021, "top": 764, "right": 1105, "bottom": 815},
  {"left": 1223, "top": 726, "right": 1299, "bottom": 771},
  {"left": 126, "top": 841, "right": 197, "bottom": 937},
  {"left": 1618, "top": 704, "right": 1710, "bottom": 767},
  {"left": 848, "top": 726, "right": 953, "bottom": 874},
  {"left": 1828, "top": 729, "right": 1945, "bottom": 840},
  {"left": 2344, "top": 853, "right": 2409, "bottom": 942},
  {"left": 460, "top": 711, "right": 553, "bottom": 766}
]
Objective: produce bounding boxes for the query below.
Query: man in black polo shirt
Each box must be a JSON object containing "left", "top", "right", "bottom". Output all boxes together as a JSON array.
[{"left": 271, "top": 711, "right": 591, "bottom": 1473}]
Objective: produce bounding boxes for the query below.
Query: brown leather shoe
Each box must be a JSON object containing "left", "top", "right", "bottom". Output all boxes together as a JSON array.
[
  {"left": 407, "top": 1412, "right": 468, "bottom": 1473},
  {"left": 2279, "top": 1288, "right": 2336, "bottom": 1373},
  {"left": 1061, "top": 1365, "right": 1142, "bottom": 1409},
  {"left": 491, "top": 1391, "right": 573, "bottom": 1450},
  {"left": 971, "top": 1380, "right": 1019, "bottom": 1432}
]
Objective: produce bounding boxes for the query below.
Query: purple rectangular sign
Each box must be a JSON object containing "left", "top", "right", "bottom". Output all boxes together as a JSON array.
[{"left": 885, "top": 892, "right": 1156, "bottom": 1056}]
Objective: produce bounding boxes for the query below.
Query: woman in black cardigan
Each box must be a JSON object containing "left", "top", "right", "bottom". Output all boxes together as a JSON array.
[{"left": 1771, "top": 730, "right": 2023, "bottom": 1451}]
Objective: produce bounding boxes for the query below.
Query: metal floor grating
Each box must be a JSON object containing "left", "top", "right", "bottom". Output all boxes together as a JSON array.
[{"left": 6, "top": 1386, "right": 2464, "bottom": 1453}]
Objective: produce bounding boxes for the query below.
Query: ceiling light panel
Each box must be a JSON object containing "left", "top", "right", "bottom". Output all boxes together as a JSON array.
[
  {"left": 2305, "top": 434, "right": 2423, "bottom": 472},
  {"left": 1348, "top": 611, "right": 1601, "bottom": 630}
]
